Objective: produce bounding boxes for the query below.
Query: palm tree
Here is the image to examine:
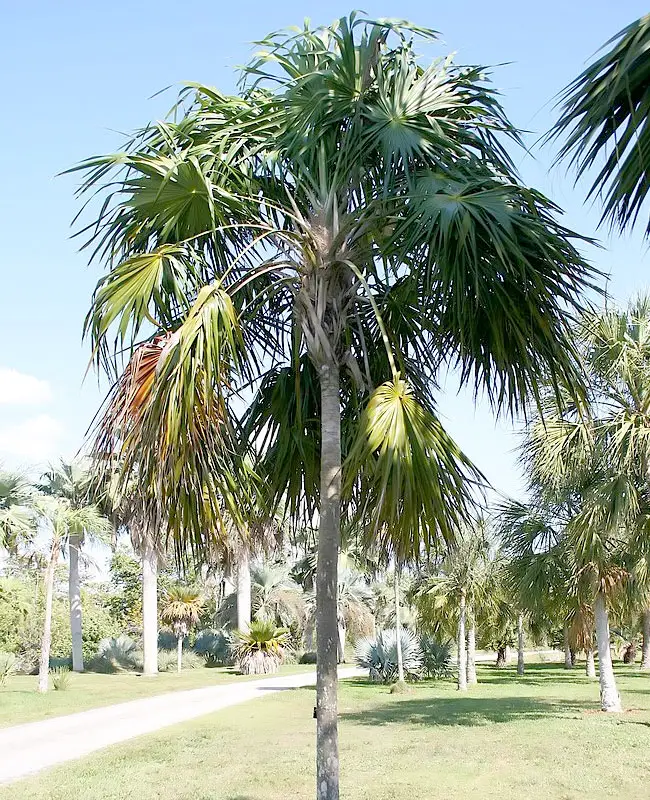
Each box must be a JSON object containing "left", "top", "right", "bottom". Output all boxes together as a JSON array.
[
  {"left": 499, "top": 498, "right": 582, "bottom": 674},
  {"left": 72, "top": 16, "right": 597, "bottom": 798},
  {"left": 161, "top": 586, "right": 203, "bottom": 672},
  {"left": 551, "top": 14, "right": 650, "bottom": 237},
  {"left": 524, "top": 297, "right": 650, "bottom": 710},
  {"left": 415, "top": 523, "right": 491, "bottom": 690},
  {"left": 93, "top": 473, "right": 161, "bottom": 676},
  {"left": 251, "top": 563, "right": 305, "bottom": 629},
  {"left": 39, "top": 460, "right": 112, "bottom": 672},
  {"left": 0, "top": 469, "right": 36, "bottom": 552},
  {"left": 35, "top": 498, "right": 110, "bottom": 692}
]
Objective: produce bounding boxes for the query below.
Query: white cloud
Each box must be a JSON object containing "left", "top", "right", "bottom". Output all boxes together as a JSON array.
[
  {"left": 0, "top": 368, "right": 53, "bottom": 406},
  {"left": 0, "top": 414, "right": 63, "bottom": 461}
]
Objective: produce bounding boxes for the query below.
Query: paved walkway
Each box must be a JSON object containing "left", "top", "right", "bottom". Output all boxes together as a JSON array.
[{"left": 0, "top": 667, "right": 361, "bottom": 785}]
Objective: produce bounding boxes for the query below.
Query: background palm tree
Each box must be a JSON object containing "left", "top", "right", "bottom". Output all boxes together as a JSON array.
[
  {"left": 161, "top": 586, "right": 203, "bottom": 672},
  {"left": 0, "top": 469, "right": 36, "bottom": 553},
  {"left": 552, "top": 14, "right": 650, "bottom": 237},
  {"left": 73, "top": 15, "right": 597, "bottom": 798},
  {"left": 522, "top": 296, "right": 650, "bottom": 710},
  {"left": 415, "top": 523, "right": 492, "bottom": 690},
  {"left": 34, "top": 498, "right": 110, "bottom": 692},
  {"left": 251, "top": 564, "right": 305, "bottom": 631},
  {"left": 40, "top": 460, "right": 112, "bottom": 671}
]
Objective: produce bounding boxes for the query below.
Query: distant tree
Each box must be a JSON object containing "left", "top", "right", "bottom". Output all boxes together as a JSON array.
[{"left": 161, "top": 586, "right": 203, "bottom": 672}]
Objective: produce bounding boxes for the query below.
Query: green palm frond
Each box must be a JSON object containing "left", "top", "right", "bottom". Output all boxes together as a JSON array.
[
  {"left": 161, "top": 586, "right": 204, "bottom": 634},
  {"left": 345, "top": 376, "right": 482, "bottom": 563},
  {"left": 551, "top": 14, "right": 650, "bottom": 236}
]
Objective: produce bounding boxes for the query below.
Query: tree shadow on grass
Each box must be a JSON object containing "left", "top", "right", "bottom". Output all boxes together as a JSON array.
[{"left": 341, "top": 693, "right": 589, "bottom": 728}]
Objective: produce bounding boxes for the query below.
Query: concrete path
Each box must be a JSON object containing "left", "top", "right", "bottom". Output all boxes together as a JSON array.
[{"left": 0, "top": 667, "right": 361, "bottom": 785}]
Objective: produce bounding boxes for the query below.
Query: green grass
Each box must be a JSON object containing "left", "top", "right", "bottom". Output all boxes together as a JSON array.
[
  {"left": 3, "top": 663, "right": 650, "bottom": 799},
  {"left": 0, "top": 664, "right": 316, "bottom": 728}
]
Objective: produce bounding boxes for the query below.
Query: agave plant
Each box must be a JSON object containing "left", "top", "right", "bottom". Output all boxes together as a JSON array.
[
  {"left": 233, "top": 619, "right": 290, "bottom": 675},
  {"left": 91, "top": 635, "right": 141, "bottom": 673},
  {"left": 420, "top": 636, "right": 454, "bottom": 680},
  {"left": 355, "top": 629, "right": 423, "bottom": 684},
  {"left": 193, "top": 629, "right": 233, "bottom": 667}
]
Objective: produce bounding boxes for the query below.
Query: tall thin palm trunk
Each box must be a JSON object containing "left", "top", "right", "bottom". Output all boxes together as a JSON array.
[
  {"left": 457, "top": 591, "right": 467, "bottom": 691},
  {"left": 177, "top": 634, "right": 183, "bottom": 673},
  {"left": 594, "top": 592, "right": 622, "bottom": 712},
  {"left": 394, "top": 568, "right": 404, "bottom": 684},
  {"left": 586, "top": 648, "right": 596, "bottom": 679},
  {"left": 466, "top": 609, "right": 477, "bottom": 686},
  {"left": 142, "top": 538, "right": 158, "bottom": 676},
  {"left": 68, "top": 532, "right": 83, "bottom": 672},
  {"left": 641, "top": 609, "right": 650, "bottom": 670},
  {"left": 316, "top": 359, "right": 340, "bottom": 800},
  {"left": 38, "top": 534, "right": 61, "bottom": 693},
  {"left": 563, "top": 623, "right": 573, "bottom": 669},
  {"left": 517, "top": 613, "right": 525, "bottom": 676},
  {"left": 236, "top": 544, "right": 251, "bottom": 633},
  {"left": 336, "top": 617, "right": 346, "bottom": 663}
]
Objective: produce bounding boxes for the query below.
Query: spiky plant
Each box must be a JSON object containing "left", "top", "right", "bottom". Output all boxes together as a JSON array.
[
  {"left": 355, "top": 629, "right": 423, "bottom": 684},
  {"left": 193, "top": 629, "right": 233, "bottom": 667},
  {"left": 92, "top": 635, "right": 141, "bottom": 673},
  {"left": 420, "top": 636, "right": 454, "bottom": 680},
  {"left": 233, "top": 619, "right": 290, "bottom": 675}
]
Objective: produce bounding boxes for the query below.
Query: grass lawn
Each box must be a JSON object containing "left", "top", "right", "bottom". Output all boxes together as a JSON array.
[
  {"left": 0, "top": 664, "right": 316, "bottom": 728},
  {"left": 3, "top": 662, "right": 650, "bottom": 799}
]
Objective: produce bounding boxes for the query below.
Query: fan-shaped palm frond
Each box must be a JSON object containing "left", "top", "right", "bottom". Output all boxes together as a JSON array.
[{"left": 551, "top": 14, "right": 650, "bottom": 236}]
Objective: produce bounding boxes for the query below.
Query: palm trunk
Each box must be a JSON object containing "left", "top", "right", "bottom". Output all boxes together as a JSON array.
[
  {"left": 38, "top": 535, "right": 61, "bottom": 693},
  {"left": 517, "top": 613, "right": 525, "bottom": 676},
  {"left": 457, "top": 592, "right": 467, "bottom": 691},
  {"left": 641, "top": 609, "right": 650, "bottom": 670},
  {"left": 594, "top": 592, "right": 622, "bottom": 712},
  {"left": 142, "top": 539, "right": 158, "bottom": 676},
  {"left": 563, "top": 623, "right": 573, "bottom": 669},
  {"left": 68, "top": 532, "right": 83, "bottom": 672},
  {"left": 177, "top": 634, "right": 183, "bottom": 673},
  {"left": 394, "top": 569, "right": 404, "bottom": 684},
  {"left": 305, "top": 617, "right": 315, "bottom": 652},
  {"left": 236, "top": 544, "right": 251, "bottom": 633},
  {"left": 466, "top": 610, "right": 477, "bottom": 686},
  {"left": 496, "top": 646, "right": 507, "bottom": 668},
  {"left": 316, "top": 359, "right": 341, "bottom": 800},
  {"left": 336, "top": 619, "right": 346, "bottom": 663},
  {"left": 586, "top": 648, "right": 596, "bottom": 679}
]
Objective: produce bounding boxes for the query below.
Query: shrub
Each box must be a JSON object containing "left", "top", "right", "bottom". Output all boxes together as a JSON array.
[
  {"left": 355, "top": 629, "right": 423, "bottom": 683},
  {"left": 193, "top": 629, "right": 232, "bottom": 667},
  {"left": 157, "top": 649, "right": 178, "bottom": 672},
  {"left": 299, "top": 651, "right": 317, "bottom": 664},
  {"left": 0, "top": 652, "right": 17, "bottom": 686},
  {"left": 420, "top": 636, "right": 453, "bottom": 680},
  {"left": 179, "top": 651, "right": 204, "bottom": 670},
  {"left": 51, "top": 666, "right": 71, "bottom": 691},
  {"left": 49, "top": 656, "right": 73, "bottom": 670},
  {"left": 89, "top": 635, "right": 141, "bottom": 673},
  {"left": 233, "top": 620, "right": 290, "bottom": 675},
  {"left": 158, "top": 631, "right": 179, "bottom": 652}
]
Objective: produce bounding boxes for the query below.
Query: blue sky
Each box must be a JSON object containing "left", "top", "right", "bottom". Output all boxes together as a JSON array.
[{"left": 0, "top": 0, "right": 648, "bottom": 502}]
